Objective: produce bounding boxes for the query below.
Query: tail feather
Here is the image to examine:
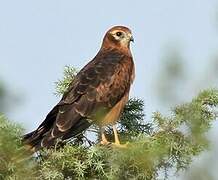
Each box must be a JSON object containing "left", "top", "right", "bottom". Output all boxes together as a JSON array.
[
  {"left": 23, "top": 106, "right": 59, "bottom": 151},
  {"left": 22, "top": 105, "right": 92, "bottom": 151},
  {"left": 62, "top": 118, "right": 91, "bottom": 140}
]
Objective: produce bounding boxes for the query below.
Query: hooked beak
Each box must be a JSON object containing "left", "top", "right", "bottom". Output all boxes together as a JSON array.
[{"left": 130, "top": 35, "right": 134, "bottom": 43}]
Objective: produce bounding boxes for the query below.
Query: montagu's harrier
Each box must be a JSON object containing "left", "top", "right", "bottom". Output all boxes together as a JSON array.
[{"left": 23, "top": 26, "right": 135, "bottom": 151}]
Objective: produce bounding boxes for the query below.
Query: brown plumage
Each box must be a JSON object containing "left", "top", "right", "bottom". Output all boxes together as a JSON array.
[{"left": 23, "top": 26, "right": 135, "bottom": 151}]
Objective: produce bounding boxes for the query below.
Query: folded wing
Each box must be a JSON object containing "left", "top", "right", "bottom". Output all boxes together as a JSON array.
[{"left": 23, "top": 49, "right": 134, "bottom": 151}]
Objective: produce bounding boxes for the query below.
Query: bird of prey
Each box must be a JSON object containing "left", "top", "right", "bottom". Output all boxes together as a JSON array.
[{"left": 23, "top": 25, "right": 135, "bottom": 151}]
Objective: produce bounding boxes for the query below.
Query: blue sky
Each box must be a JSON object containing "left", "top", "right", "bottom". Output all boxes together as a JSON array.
[
  {"left": 0, "top": 0, "right": 218, "bottom": 133},
  {"left": 1, "top": 0, "right": 218, "bottom": 178}
]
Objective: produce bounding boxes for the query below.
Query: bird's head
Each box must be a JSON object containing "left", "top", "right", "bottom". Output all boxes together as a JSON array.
[{"left": 102, "top": 26, "right": 134, "bottom": 52}]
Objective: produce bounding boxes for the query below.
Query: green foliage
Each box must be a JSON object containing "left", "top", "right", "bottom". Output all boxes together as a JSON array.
[
  {"left": 37, "top": 89, "right": 218, "bottom": 180},
  {"left": 0, "top": 81, "right": 8, "bottom": 112},
  {"left": 36, "top": 66, "right": 218, "bottom": 179},
  {"left": 0, "top": 80, "right": 16, "bottom": 113},
  {"left": 120, "top": 98, "right": 150, "bottom": 135},
  {"left": 38, "top": 145, "right": 112, "bottom": 180},
  {"left": 105, "top": 98, "right": 152, "bottom": 142},
  {"left": 1, "top": 66, "right": 218, "bottom": 179},
  {"left": 0, "top": 115, "right": 37, "bottom": 180},
  {"left": 54, "top": 66, "right": 77, "bottom": 96}
]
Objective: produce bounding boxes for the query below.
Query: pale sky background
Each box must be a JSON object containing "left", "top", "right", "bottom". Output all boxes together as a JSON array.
[{"left": 1, "top": 1, "right": 218, "bottom": 179}]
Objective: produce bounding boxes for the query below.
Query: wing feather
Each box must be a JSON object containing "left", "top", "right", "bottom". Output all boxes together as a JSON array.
[
  {"left": 53, "top": 49, "right": 132, "bottom": 132},
  {"left": 23, "top": 49, "right": 134, "bottom": 150}
]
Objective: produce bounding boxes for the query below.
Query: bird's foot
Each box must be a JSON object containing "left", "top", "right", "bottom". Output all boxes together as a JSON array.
[
  {"left": 100, "top": 140, "right": 111, "bottom": 146},
  {"left": 111, "top": 142, "right": 129, "bottom": 148},
  {"left": 100, "top": 141, "right": 129, "bottom": 148}
]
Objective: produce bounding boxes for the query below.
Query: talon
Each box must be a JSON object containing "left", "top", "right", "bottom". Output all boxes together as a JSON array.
[
  {"left": 100, "top": 140, "right": 110, "bottom": 145},
  {"left": 111, "top": 142, "right": 128, "bottom": 148},
  {"left": 100, "top": 127, "right": 111, "bottom": 146}
]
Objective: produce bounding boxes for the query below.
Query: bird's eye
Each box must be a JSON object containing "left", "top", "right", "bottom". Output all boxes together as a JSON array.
[{"left": 116, "top": 32, "right": 122, "bottom": 37}]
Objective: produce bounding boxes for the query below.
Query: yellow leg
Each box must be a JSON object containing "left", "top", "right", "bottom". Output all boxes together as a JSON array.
[
  {"left": 112, "top": 125, "right": 128, "bottom": 148},
  {"left": 113, "top": 125, "right": 120, "bottom": 145},
  {"left": 100, "top": 126, "right": 127, "bottom": 148},
  {"left": 100, "top": 127, "right": 109, "bottom": 145}
]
